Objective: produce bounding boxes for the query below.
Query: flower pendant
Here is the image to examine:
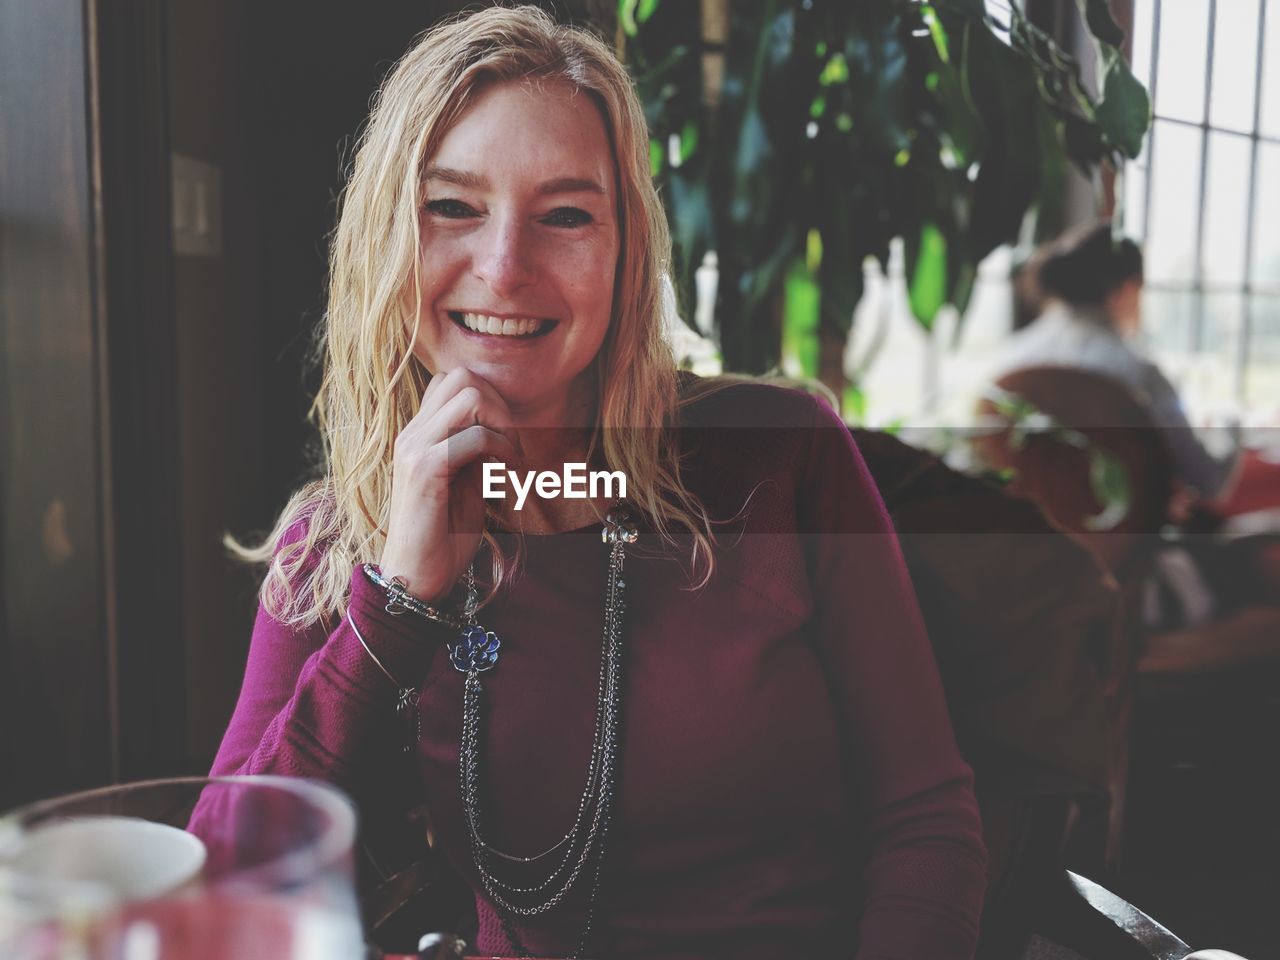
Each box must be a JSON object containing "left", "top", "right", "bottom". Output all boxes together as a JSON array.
[{"left": 451, "top": 624, "right": 501, "bottom": 674}]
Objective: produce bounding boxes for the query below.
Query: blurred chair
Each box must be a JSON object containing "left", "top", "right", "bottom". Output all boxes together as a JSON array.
[
  {"left": 972, "top": 366, "right": 1173, "bottom": 575},
  {"left": 854, "top": 428, "right": 1117, "bottom": 957},
  {"left": 971, "top": 365, "right": 1280, "bottom": 876},
  {"left": 833, "top": 428, "right": 1256, "bottom": 959},
  {"left": 972, "top": 365, "right": 1173, "bottom": 865}
]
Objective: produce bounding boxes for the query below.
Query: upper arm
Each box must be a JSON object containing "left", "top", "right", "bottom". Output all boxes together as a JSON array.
[
  {"left": 208, "top": 600, "right": 332, "bottom": 776},
  {"left": 796, "top": 400, "right": 986, "bottom": 955},
  {"left": 797, "top": 401, "right": 971, "bottom": 808}
]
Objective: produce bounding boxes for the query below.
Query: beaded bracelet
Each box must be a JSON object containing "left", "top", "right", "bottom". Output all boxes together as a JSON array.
[{"left": 362, "top": 563, "right": 464, "bottom": 630}]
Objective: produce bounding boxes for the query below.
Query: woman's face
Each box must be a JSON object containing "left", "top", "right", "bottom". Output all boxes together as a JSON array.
[{"left": 411, "top": 79, "right": 621, "bottom": 417}]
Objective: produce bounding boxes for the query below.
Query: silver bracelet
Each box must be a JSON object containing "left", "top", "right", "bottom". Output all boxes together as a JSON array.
[
  {"left": 346, "top": 609, "right": 405, "bottom": 688},
  {"left": 346, "top": 609, "right": 421, "bottom": 753},
  {"left": 363, "top": 563, "right": 464, "bottom": 630}
]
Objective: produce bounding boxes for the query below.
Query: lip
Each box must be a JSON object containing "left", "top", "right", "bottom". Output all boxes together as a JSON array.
[{"left": 447, "top": 310, "right": 558, "bottom": 341}]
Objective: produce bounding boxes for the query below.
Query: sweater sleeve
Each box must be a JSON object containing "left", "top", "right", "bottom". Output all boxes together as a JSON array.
[
  {"left": 1136, "top": 359, "right": 1238, "bottom": 499},
  {"left": 209, "top": 544, "right": 453, "bottom": 788},
  {"left": 799, "top": 398, "right": 987, "bottom": 959}
]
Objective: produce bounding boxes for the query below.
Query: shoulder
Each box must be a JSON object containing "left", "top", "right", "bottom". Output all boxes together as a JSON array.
[
  {"left": 677, "top": 373, "right": 837, "bottom": 431},
  {"left": 673, "top": 375, "right": 868, "bottom": 525},
  {"left": 675, "top": 374, "right": 847, "bottom": 480},
  {"left": 259, "top": 478, "right": 343, "bottom": 601}
]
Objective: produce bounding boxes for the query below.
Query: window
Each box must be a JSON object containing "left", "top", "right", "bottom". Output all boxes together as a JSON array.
[{"left": 1123, "top": 0, "right": 1280, "bottom": 425}]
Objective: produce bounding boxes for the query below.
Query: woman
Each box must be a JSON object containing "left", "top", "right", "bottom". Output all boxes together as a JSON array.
[
  {"left": 212, "top": 8, "right": 986, "bottom": 958},
  {"left": 993, "top": 222, "right": 1237, "bottom": 502}
]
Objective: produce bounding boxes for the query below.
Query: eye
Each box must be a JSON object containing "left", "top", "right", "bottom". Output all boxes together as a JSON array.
[
  {"left": 542, "top": 207, "right": 593, "bottom": 228},
  {"left": 424, "top": 198, "right": 478, "bottom": 219}
]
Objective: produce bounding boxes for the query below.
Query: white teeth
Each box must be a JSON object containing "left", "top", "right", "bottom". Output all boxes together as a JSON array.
[{"left": 459, "top": 312, "right": 545, "bottom": 337}]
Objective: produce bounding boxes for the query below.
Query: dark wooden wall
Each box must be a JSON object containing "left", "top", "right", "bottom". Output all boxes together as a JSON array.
[
  {"left": 168, "top": 0, "right": 450, "bottom": 767},
  {"left": 1, "top": 0, "right": 114, "bottom": 805}
]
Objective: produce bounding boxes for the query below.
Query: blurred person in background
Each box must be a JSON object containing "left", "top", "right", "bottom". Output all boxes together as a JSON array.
[
  {"left": 994, "top": 221, "right": 1238, "bottom": 508},
  {"left": 982, "top": 224, "right": 1280, "bottom": 632}
]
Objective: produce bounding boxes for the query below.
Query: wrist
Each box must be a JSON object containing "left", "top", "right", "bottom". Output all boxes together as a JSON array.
[
  {"left": 374, "top": 555, "right": 449, "bottom": 605},
  {"left": 363, "top": 564, "right": 463, "bottom": 630}
]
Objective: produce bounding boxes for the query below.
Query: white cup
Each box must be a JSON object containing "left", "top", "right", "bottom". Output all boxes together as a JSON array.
[{"left": 2, "top": 816, "right": 206, "bottom": 907}]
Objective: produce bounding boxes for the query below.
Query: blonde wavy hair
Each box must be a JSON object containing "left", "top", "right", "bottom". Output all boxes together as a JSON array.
[{"left": 236, "top": 5, "right": 716, "bottom": 627}]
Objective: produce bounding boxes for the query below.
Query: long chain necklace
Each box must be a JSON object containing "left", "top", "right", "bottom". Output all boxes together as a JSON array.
[{"left": 454, "top": 503, "right": 638, "bottom": 959}]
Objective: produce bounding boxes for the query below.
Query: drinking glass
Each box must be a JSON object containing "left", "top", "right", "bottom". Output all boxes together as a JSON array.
[{"left": 0, "top": 775, "right": 364, "bottom": 959}]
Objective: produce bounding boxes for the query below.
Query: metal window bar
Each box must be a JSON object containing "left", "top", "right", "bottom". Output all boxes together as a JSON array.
[
  {"left": 1237, "top": 0, "right": 1270, "bottom": 405},
  {"left": 1146, "top": 280, "right": 1280, "bottom": 294},
  {"left": 1146, "top": 112, "right": 1280, "bottom": 147},
  {"left": 1191, "top": 0, "right": 1217, "bottom": 357},
  {"left": 1140, "top": 0, "right": 1162, "bottom": 245}
]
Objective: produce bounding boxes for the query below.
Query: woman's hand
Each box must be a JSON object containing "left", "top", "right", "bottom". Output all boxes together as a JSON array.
[{"left": 378, "top": 367, "right": 523, "bottom": 602}]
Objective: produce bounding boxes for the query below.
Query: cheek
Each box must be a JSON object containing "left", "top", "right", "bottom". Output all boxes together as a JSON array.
[
  {"left": 560, "top": 234, "right": 619, "bottom": 307},
  {"left": 418, "top": 233, "right": 466, "bottom": 288}
]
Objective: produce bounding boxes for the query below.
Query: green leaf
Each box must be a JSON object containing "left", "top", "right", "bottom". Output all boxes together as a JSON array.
[
  {"left": 619, "top": 0, "right": 662, "bottom": 37},
  {"left": 843, "top": 384, "right": 867, "bottom": 424},
  {"left": 947, "top": 252, "right": 977, "bottom": 326},
  {"left": 783, "top": 257, "right": 820, "bottom": 378},
  {"left": 1085, "top": 448, "right": 1132, "bottom": 530},
  {"left": 820, "top": 52, "right": 849, "bottom": 86},
  {"left": 921, "top": 4, "right": 951, "bottom": 63},
  {"left": 1095, "top": 54, "right": 1151, "bottom": 159},
  {"left": 907, "top": 223, "right": 948, "bottom": 330},
  {"left": 1076, "top": 0, "right": 1125, "bottom": 48},
  {"left": 619, "top": 0, "right": 640, "bottom": 37},
  {"left": 679, "top": 120, "right": 699, "bottom": 164}
]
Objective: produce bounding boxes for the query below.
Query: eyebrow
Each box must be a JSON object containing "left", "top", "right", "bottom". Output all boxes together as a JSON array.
[
  {"left": 423, "top": 165, "right": 607, "bottom": 197},
  {"left": 535, "top": 176, "right": 608, "bottom": 197}
]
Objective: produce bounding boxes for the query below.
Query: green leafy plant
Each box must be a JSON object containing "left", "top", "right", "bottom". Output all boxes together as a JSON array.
[{"left": 620, "top": 0, "right": 1151, "bottom": 384}]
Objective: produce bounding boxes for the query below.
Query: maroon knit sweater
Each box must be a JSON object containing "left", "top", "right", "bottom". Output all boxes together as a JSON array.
[{"left": 210, "top": 381, "right": 987, "bottom": 958}]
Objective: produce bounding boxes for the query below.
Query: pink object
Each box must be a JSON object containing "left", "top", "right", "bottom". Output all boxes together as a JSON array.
[
  {"left": 92, "top": 892, "right": 352, "bottom": 959},
  {"left": 1212, "top": 448, "right": 1280, "bottom": 516}
]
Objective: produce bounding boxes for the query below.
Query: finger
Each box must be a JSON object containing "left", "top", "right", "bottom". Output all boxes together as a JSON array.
[
  {"left": 420, "top": 367, "right": 449, "bottom": 408},
  {"left": 427, "top": 424, "right": 521, "bottom": 482},
  {"left": 419, "top": 371, "right": 525, "bottom": 457},
  {"left": 419, "top": 384, "right": 523, "bottom": 458},
  {"left": 418, "top": 367, "right": 506, "bottom": 421},
  {"left": 453, "top": 370, "right": 527, "bottom": 459},
  {"left": 417, "top": 366, "right": 466, "bottom": 420}
]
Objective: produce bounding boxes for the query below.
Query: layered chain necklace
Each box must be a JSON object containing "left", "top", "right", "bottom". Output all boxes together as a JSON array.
[{"left": 452, "top": 503, "right": 638, "bottom": 959}]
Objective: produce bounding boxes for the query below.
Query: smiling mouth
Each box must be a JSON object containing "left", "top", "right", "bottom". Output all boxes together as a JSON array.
[{"left": 449, "top": 311, "right": 556, "bottom": 339}]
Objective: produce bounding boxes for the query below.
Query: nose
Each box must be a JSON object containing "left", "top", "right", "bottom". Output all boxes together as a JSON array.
[{"left": 472, "top": 215, "right": 536, "bottom": 298}]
